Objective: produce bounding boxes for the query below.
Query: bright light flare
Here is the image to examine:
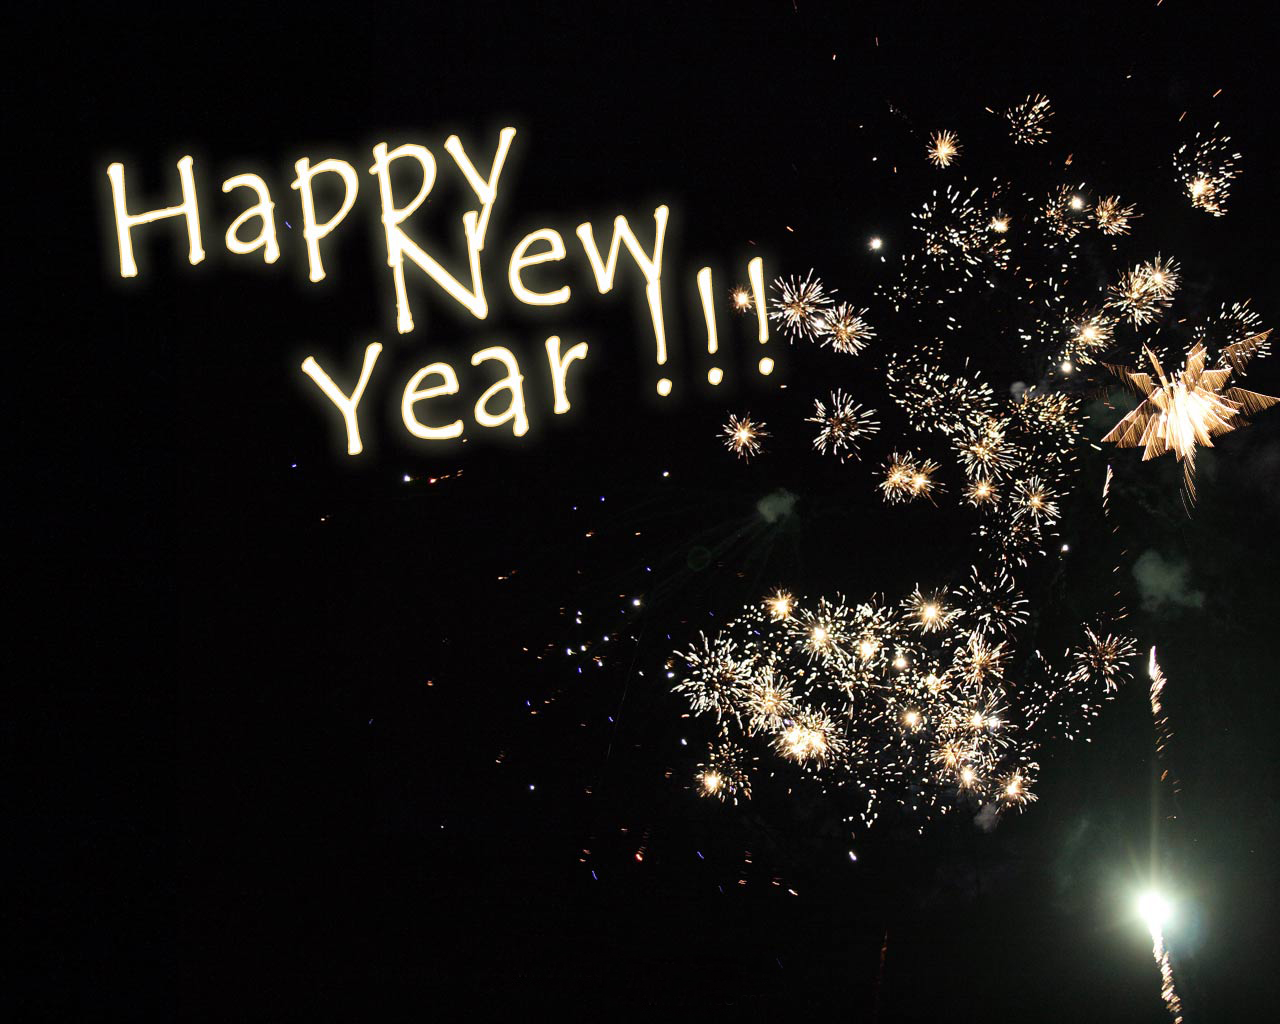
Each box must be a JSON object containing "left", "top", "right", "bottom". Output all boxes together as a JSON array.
[{"left": 1138, "top": 890, "right": 1171, "bottom": 935}]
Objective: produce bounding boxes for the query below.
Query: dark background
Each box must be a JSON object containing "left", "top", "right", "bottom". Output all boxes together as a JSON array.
[{"left": 25, "top": 2, "right": 1279, "bottom": 1020}]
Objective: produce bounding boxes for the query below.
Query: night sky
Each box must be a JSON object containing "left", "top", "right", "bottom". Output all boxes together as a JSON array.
[{"left": 27, "top": 2, "right": 1280, "bottom": 1020}]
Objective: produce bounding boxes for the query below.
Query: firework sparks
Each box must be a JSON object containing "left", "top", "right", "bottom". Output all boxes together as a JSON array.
[
  {"left": 777, "top": 709, "right": 845, "bottom": 765},
  {"left": 954, "top": 418, "right": 1017, "bottom": 480},
  {"left": 955, "top": 567, "right": 1029, "bottom": 638},
  {"left": 1174, "top": 125, "right": 1241, "bottom": 216},
  {"left": 698, "top": 740, "right": 753, "bottom": 802},
  {"left": 730, "top": 286, "right": 753, "bottom": 312},
  {"left": 1107, "top": 256, "right": 1180, "bottom": 326},
  {"left": 879, "top": 451, "right": 941, "bottom": 504},
  {"left": 818, "top": 303, "right": 876, "bottom": 355},
  {"left": 675, "top": 634, "right": 752, "bottom": 723},
  {"left": 1068, "top": 625, "right": 1139, "bottom": 691},
  {"left": 722, "top": 414, "right": 769, "bottom": 460},
  {"left": 998, "top": 766, "right": 1038, "bottom": 810},
  {"left": 1103, "top": 337, "right": 1277, "bottom": 501},
  {"left": 955, "top": 632, "right": 1007, "bottom": 685},
  {"left": 1006, "top": 93, "right": 1053, "bottom": 144},
  {"left": 743, "top": 662, "right": 798, "bottom": 736},
  {"left": 1139, "top": 891, "right": 1185, "bottom": 1024},
  {"left": 886, "top": 352, "right": 997, "bottom": 436},
  {"left": 1066, "top": 309, "right": 1116, "bottom": 365},
  {"left": 911, "top": 186, "right": 1008, "bottom": 275},
  {"left": 668, "top": 93, "right": 1269, "bottom": 839},
  {"left": 765, "top": 589, "right": 795, "bottom": 622},
  {"left": 807, "top": 391, "right": 880, "bottom": 459},
  {"left": 1042, "top": 184, "right": 1091, "bottom": 239},
  {"left": 927, "top": 129, "right": 962, "bottom": 167},
  {"left": 1194, "top": 300, "right": 1270, "bottom": 372},
  {"left": 1093, "top": 195, "right": 1138, "bottom": 235},
  {"left": 1012, "top": 475, "right": 1060, "bottom": 527},
  {"left": 964, "top": 478, "right": 998, "bottom": 507},
  {"left": 904, "top": 588, "right": 960, "bottom": 634},
  {"left": 769, "top": 271, "right": 834, "bottom": 343}
]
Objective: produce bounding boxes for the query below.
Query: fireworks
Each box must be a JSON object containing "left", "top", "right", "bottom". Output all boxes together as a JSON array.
[
  {"left": 953, "top": 418, "right": 1017, "bottom": 480},
  {"left": 1174, "top": 126, "right": 1241, "bottom": 216},
  {"left": 730, "top": 285, "right": 753, "bottom": 312},
  {"left": 1012, "top": 475, "right": 1060, "bottom": 527},
  {"left": 698, "top": 740, "right": 753, "bottom": 802},
  {"left": 1194, "top": 300, "right": 1269, "bottom": 371},
  {"left": 776, "top": 709, "right": 845, "bottom": 765},
  {"left": 904, "top": 588, "right": 960, "bottom": 634},
  {"left": 1093, "top": 195, "right": 1138, "bottom": 235},
  {"left": 1103, "top": 337, "right": 1277, "bottom": 501},
  {"left": 1006, "top": 93, "right": 1053, "bottom": 144},
  {"left": 743, "top": 662, "right": 799, "bottom": 735},
  {"left": 886, "top": 353, "right": 997, "bottom": 436},
  {"left": 1042, "top": 184, "right": 1091, "bottom": 239},
  {"left": 1068, "top": 625, "right": 1139, "bottom": 691},
  {"left": 769, "top": 271, "right": 834, "bottom": 342},
  {"left": 912, "top": 186, "right": 1008, "bottom": 275},
  {"left": 964, "top": 478, "right": 998, "bottom": 507},
  {"left": 675, "top": 633, "right": 752, "bottom": 723},
  {"left": 670, "top": 93, "right": 1271, "bottom": 838},
  {"left": 927, "top": 129, "right": 962, "bottom": 167},
  {"left": 879, "top": 451, "right": 941, "bottom": 504},
  {"left": 807, "top": 391, "right": 880, "bottom": 459},
  {"left": 818, "top": 303, "right": 876, "bottom": 355},
  {"left": 765, "top": 589, "right": 794, "bottom": 621},
  {"left": 722, "top": 414, "right": 769, "bottom": 460},
  {"left": 998, "top": 767, "right": 1038, "bottom": 810},
  {"left": 1139, "top": 888, "right": 1185, "bottom": 1024},
  {"left": 956, "top": 632, "right": 1007, "bottom": 685},
  {"left": 1065, "top": 309, "right": 1116, "bottom": 365},
  {"left": 954, "top": 567, "right": 1029, "bottom": 638},
  {"left": 1108, "top": 255, "right": 1181, "bottom": 326}
]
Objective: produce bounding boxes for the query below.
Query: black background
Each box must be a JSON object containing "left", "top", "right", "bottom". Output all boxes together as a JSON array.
[{"left": 25, "top": 2, "right": 1280, "bottom": 1020}]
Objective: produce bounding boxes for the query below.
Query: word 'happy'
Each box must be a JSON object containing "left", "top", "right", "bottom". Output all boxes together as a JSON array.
[{"left": 103, "top": 129, "right": 771, "bottom": 453}]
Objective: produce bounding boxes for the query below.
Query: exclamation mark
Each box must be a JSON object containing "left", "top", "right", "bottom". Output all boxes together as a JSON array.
[
  {"left": 747, "top": 256, "right": 773, "bottom": 375},
  {"left": 697, "top": 267, "right": 723, "bottom": 385}
]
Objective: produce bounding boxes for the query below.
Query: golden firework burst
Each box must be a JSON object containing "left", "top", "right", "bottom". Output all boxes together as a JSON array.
[
  {"left": 722, "top": 414, "right": 769, "bottom": 460},
  {"left": 1103, "top": 336, "right": 1277, "bottom": 502},
  {"left": 927, "top": 129, "right": 962, "bottom": 167}
]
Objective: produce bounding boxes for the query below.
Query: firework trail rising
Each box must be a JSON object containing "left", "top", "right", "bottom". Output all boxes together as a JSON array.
[
  {"left": 1148, "top": 919, "right": 1185, "bottom": 1024},
  {"left": 1148, "top": 647, "right": 1181, "bottom": 802},
  {"left": 1145, "top": 650, "right": 1185, "bottom": 1023}
]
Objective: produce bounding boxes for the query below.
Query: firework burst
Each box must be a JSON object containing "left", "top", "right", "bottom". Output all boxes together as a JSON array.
[
  {"left": 722, "top": 414, "right": 769, "bottom": 460},
  {"left": 1065, "top": 309, "right": 1116, "bottom": 365},
  {"left": 1103, "top": 338, "right": 1277, "bottom": 502},
  {"left": 1174, "top": 126, "right": 1241, "bottom": 216},
  {"left": 879, "top": 451, "right": 941, "bottom": 504},
  {"left": 807, "top": 391, "right": 880, "bottom": 459},
  {"left": 698, "top": 740, "right": 753, "bottom": 802},
  {"left": 818, "top": 303, "right": 876, "bottom": 355},
  {"left": 1093, "top": 195, "right": 1138, "bottom": 235},
  {"left": 769, "top": 271, "right": 834, "bottom": 342},
  {"left": 1012, "top": 475, "right": 1061, "bottom": 527},
  {"left": 1006, "top": 93, "right": 1053, "bottom": 144},
  {"left": 927, "top": 129, "right": 962, "bottom": 167},
  {"left": 1067, "top": 624, "right": 1139, "bottom": 691}
]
